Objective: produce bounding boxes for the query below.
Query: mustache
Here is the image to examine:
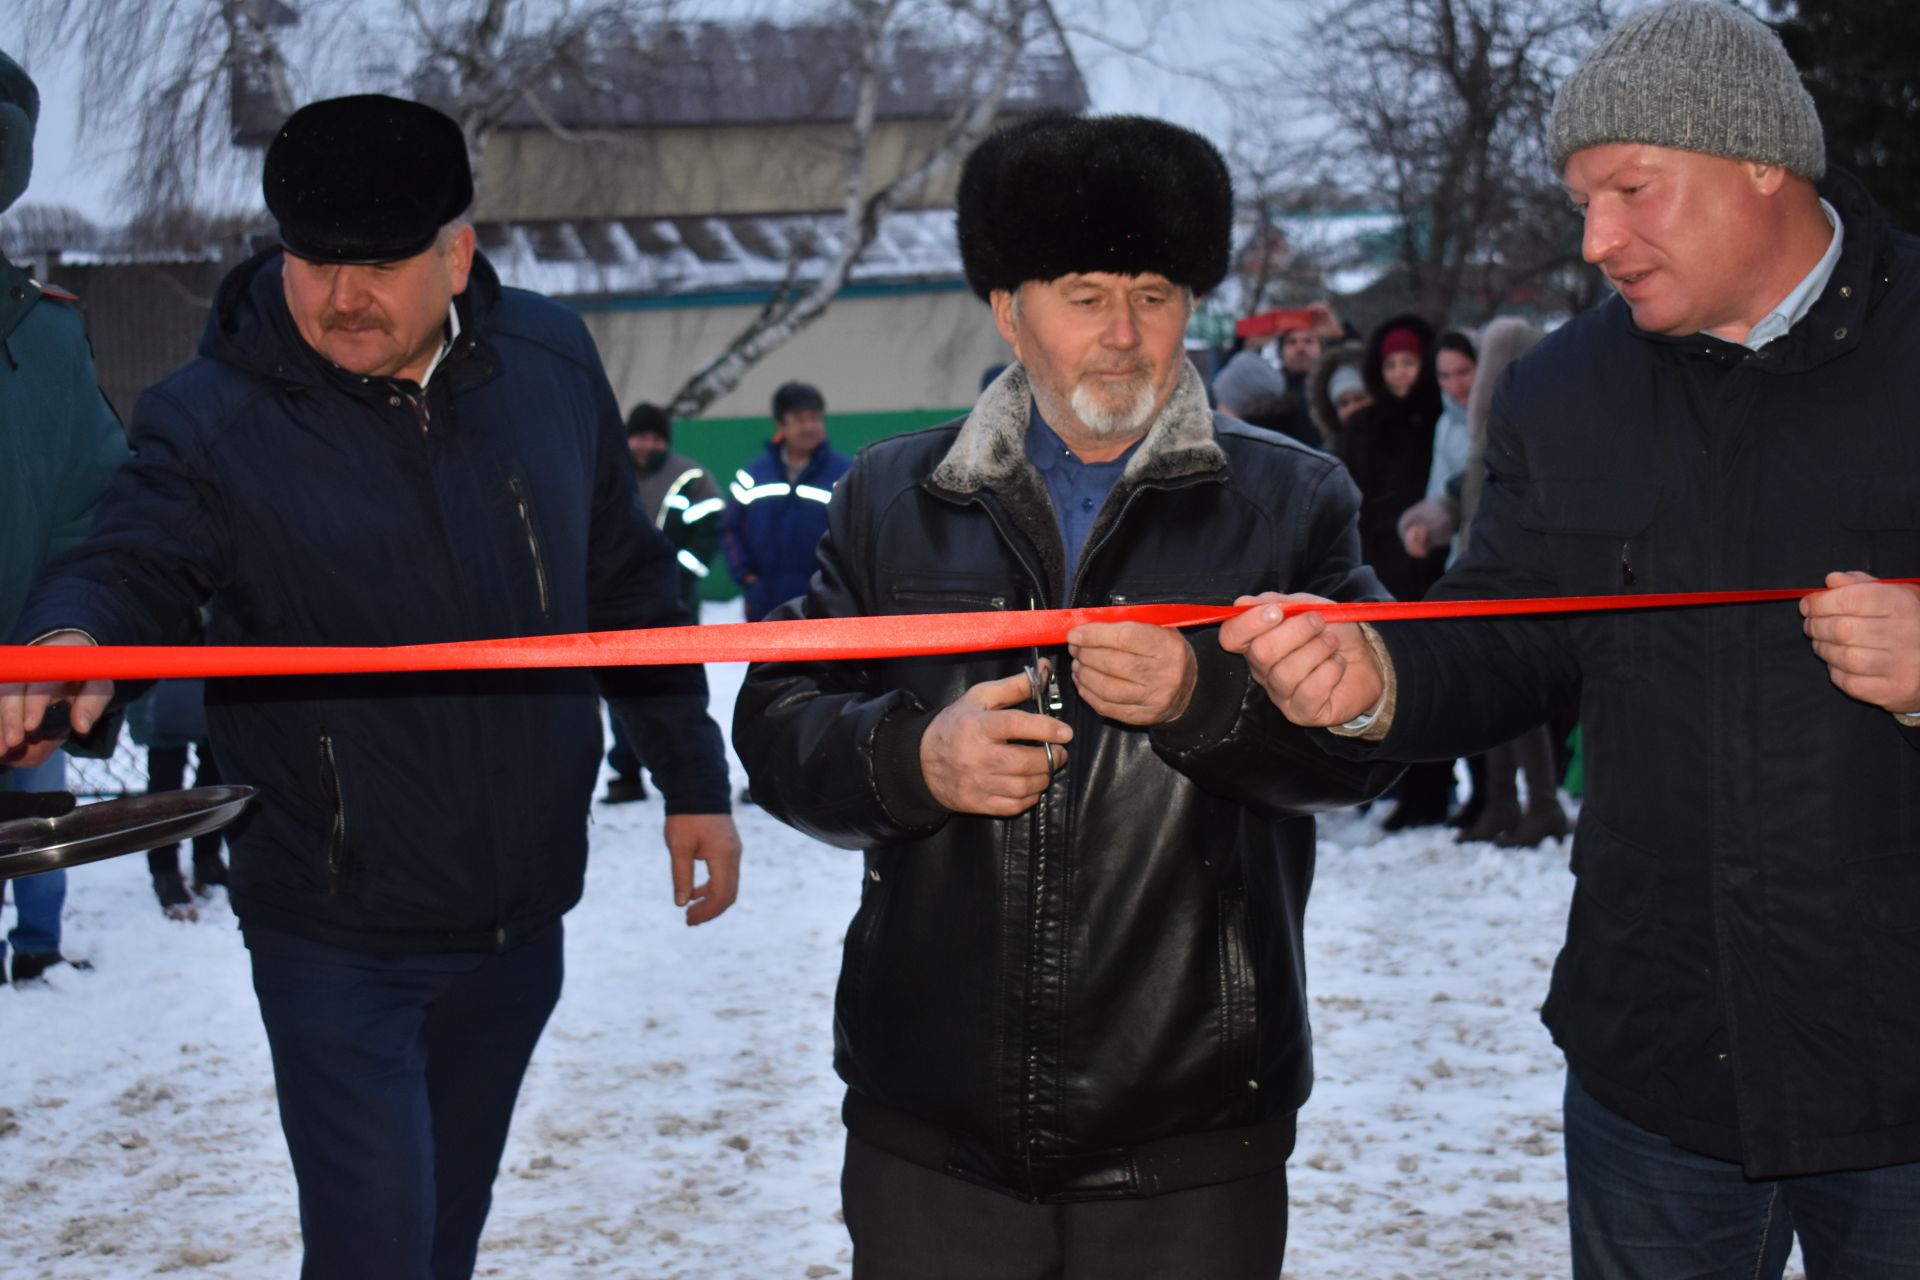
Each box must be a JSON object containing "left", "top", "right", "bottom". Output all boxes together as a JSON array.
[
  {"left": 1081, "top": 360, "right": 1151, "bottom": 379},
  {"left": 320, "top": 310, "right": 389, "bottom": 333}
]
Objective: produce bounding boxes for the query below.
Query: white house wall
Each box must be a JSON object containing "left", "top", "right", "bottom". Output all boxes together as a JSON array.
[{"left": 581, "top": 288, "right": 1011, "bottom": 419}]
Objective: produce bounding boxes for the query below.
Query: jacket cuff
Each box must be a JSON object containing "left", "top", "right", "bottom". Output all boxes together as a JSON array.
[
  {"left": 1153, "top": 631, "right": 1248, "bottom": 751},
  {"left": 870, "top": 704, "right": 949, "bottom": 829}
]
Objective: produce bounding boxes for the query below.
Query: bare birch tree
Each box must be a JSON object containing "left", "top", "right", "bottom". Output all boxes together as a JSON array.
[{"left": 663, "top": 0, "right": 1042, "bottom": 418}]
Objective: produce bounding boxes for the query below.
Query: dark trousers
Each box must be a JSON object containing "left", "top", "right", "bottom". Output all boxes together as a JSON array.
[
  {"left": 145, "top": 742, "right": 224, "bottom": 876},
  {"left": 606, "top": 708, "right": 641, "bottom": 779},
  {"left": 841, "top": 1131, "right": 1289, "bottom": 1280},
  {"left": 1565, "top": 1070, "right": 1920, "bottom": 1279},
  {"left": 248, "top": 922, "right": 564, "bottom": 1280}
]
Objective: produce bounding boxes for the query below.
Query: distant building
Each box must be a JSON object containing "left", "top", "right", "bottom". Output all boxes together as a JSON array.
[{"left": 455, "top": 17, "right": 1088, "bottom": 437}]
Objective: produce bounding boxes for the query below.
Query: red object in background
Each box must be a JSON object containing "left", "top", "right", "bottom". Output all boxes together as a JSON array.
[{"left": 1235, "top": 308, "right": 1318, "bottom": 340}]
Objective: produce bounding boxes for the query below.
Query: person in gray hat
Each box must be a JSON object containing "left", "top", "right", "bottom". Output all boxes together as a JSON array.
[
  {"left": 734, "top": 113, "right": 1399, "bottom": 1278},
  {"left": 0, "top": 48, "right": 130, "bottom": 985},
  {"left": 1221, "top": 2, "right": 1920, "bottom": 1275},
  {"left": 1, "top": 93, "right": 742, "bottom": 1277}
]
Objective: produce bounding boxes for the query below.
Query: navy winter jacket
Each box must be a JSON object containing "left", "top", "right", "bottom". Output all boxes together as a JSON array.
[
  {"left": 721, "top": 438, "right": 850, "bottom": 620},
  {"left": 1323, "top": 170, "right": 1920, "bottom": 1177},
  {"left": 16, "top": 249, "right": 728, "bottom": 952}
]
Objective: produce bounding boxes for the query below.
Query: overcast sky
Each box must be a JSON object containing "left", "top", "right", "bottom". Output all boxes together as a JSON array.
[{"left": 18, "top": 0, "right": 1306, "bottom": 228}]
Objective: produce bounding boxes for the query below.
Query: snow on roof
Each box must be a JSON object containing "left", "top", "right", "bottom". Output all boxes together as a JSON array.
[
  {"left": 424, "top": 19, "right": 1087, "bottom": 132},
  {"left": 479, "top": 208, "right": 965, "bottom": 299}
]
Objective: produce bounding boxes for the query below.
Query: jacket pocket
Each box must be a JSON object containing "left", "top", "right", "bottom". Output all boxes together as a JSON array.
[
  {"left": 1837, "top": 477, "right": 1920, "bottom": 576},
  {"left": 883, "top": 570, "right": 1010, "bottom": 614},
  {"left": 843, "top": 860, "right": 894, "bottom": 1010},
  {"left": 1520, "top": 480, "right": 1661, "bottom": 679},
  {"left": 507, "top": 474, "right": 552, "bottom": 619},
  {"left": 318, "top": 732, "right": 353, "bottom": 895},
  {"left": 1218, "top": 888, "right": 1260, "bottom": 1120},
  {"left": 1545, "top": 813, "right": 1670, "bottom": 1079}
]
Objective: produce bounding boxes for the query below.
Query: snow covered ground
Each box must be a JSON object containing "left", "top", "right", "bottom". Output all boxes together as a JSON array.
[{"left": 0, "top": 649, "right": 1803, "bottom": 1278}]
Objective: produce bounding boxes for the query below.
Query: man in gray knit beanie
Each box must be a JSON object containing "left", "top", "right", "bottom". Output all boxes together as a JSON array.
[
  {"left": 1219, "top": 3, "right": 1920, "bottom": 1278},
  {"left": 1553, "top": 0, "right": 1837, "bottom": 341}
]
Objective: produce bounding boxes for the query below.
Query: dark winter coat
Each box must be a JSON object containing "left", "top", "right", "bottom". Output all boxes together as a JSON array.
[
  {"left": 1337, "top": 314, "right": 1445, "bottom": 603},
  {"left": 1324, "top": 170, "right": 1920, "bottom": 1178},
  {"left": 733, "top": 361, "right": 1401, "bottom": 1202},
  {"left": 15, "top": 249, "right": 729, "bottom": 952},
  {"left": 1304, "top": 339, "right": 1366, "bottom": 452},
  {"left": 0, "top": 253, "right": 128, "bottom": 632},
  {"left": 720, "top": 437, "right": 851, "bottom": 620}
]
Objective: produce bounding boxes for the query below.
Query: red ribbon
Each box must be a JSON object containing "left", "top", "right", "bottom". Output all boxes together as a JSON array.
[{"left": 2, "top": 581, "right": 1911, "bottom": 683}]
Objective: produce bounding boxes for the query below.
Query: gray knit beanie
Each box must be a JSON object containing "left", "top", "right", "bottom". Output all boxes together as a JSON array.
[{"left": 1548, "top": 0, "right": 1824, "bottom": 180}]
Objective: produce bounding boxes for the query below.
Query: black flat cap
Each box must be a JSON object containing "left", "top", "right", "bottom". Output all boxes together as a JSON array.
[
  {"left": 956, "top": 114, "right": 1233, "bottom": 300},
  {"left": 264, "top": 94, "right": 473, "bottom": 264}
]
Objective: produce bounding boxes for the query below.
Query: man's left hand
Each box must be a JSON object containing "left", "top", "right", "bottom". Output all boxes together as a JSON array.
[
  {"left": 664, "top": 813, "right": 742, "bottom": 926},
  {"left": 1802, "top": 571, "right": 1920, "bottom": 714},
  {"left": 1066, "top": 622, "right": 1198, "bottom": 725}
]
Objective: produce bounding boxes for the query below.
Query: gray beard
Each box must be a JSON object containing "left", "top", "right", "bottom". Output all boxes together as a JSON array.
[{"left": 1066, "top": 374, "right": 1159, "bottom": 438}]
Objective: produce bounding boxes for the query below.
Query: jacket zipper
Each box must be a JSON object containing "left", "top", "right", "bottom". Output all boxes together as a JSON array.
[
  {"left": 320, "top": 732, "right": 347, "bottom": 894},
  {"left": 507, "top": 476, "right": 552, "bottom": 618}
]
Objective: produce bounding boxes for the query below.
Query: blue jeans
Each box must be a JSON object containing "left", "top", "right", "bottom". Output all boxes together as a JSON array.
[
  {"left": 248, "top": 920, "right": 564, "bottom": 1280},
  {"left": 1565, "top": 1070, "right": 1920, "bottom": 1279},
  {"left": 2, "top": 754, "right": 68, "bottom": 967}
]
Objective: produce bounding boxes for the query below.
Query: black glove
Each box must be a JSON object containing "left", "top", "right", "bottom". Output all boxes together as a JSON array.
[{"left": 0, "top": 789, "right": 79, "bottom": 822}]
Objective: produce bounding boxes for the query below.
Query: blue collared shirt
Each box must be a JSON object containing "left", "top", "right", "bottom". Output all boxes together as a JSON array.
[
  {"left": 1738, "top": 199, "right": 1844, "bottom": 351},
  {"left": 1024, "top": 403, "right": 1142, "bottom": 591}
]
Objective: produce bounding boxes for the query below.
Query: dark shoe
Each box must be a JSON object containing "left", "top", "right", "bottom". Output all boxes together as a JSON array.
[
  {"left": 1447, "top": 790, "right": 1486, "bottom": 830},
  {"left": 191, "top": 853, "right": 230, "bottom": 894},
  {"left": 1495, "top": 804, "right": 1572, "bottom": 848},
  {"left": 155, "top": 868, "right": 198, "bottom": 921},
  {"left": 10, "top": 953, "right": 92, "bottom": 984},
  {"left": 602, "top": 775, "right": 648, "bottom": 804},
  {"left": 1455, "top": 800, "right": 1522, "bottom": 845}
]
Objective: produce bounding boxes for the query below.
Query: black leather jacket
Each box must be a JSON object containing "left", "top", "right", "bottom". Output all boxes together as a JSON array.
[{"left": 735, "top": 362, "right": 1400, "bottom": 1201}]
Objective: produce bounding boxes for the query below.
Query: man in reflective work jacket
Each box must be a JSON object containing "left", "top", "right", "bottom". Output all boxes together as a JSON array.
[
  {"left": 1, "top": 95, "right": 741, "bottom": 1279},
  {"left": 734, "top": 115, "right": 1400, "bottom": 1279},
  {"left": 720, "top": 379, "right": 850, "bottom": 621},
  {"left": 604, "top": 401, "right": 725, "bottom": 803},
  {"left": 1225, "top": 5, "right": 1920, "bottom": 1276}
]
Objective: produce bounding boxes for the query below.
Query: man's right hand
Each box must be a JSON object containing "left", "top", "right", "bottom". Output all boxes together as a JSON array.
[
  {"left": 0, "top": 632, "right": 114, "bottom": 769},
  {"left": 920, "top": 670, "right": 1071, "bottom": 817},
  {"left": 1219, "top": 593, "right": 1384, "bottom": 728}
]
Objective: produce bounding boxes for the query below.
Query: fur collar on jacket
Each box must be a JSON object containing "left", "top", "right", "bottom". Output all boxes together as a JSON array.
[{"left": 928, "top": 358, "right": 1226, "bottom": 602}]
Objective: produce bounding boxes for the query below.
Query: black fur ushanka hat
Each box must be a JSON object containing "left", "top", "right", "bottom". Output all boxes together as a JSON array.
[{"left": 956, "top": 113, "right": 1233, "bottom": 300}]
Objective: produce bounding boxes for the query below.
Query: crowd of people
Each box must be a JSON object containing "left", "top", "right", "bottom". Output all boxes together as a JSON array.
[{"left": 4, "top": 2, "right": 1920, "bottom": 1278}]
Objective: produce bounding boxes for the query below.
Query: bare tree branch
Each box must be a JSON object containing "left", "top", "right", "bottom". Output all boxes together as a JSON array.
[{"left": 665, "top": 0, "right": 1042, "bottom": 419}]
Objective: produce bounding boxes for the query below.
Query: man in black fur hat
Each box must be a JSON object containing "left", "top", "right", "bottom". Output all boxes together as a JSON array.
[
  {"left": 733, "top": 114, "right": 1399, "bottom": 1277},
  {"left": 3, "top": 94, "right": 741, "bottom": 1278}
]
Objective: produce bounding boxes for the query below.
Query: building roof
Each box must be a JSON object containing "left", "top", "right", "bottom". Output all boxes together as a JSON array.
[
  {"left": 440, "top": 17, "right": 1086, "bottom": 132},
  {"left": 477, "top": 208, "right": 965, "bottom": 301}
]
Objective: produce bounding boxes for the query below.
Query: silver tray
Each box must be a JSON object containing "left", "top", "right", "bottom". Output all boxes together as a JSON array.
[{"left": 0, "top": 785, "right": 256, "bottom": 881}]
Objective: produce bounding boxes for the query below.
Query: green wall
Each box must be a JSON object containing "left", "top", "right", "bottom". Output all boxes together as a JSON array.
[{"left": 669, "top": 406, "right": 970, "bottom": 600}]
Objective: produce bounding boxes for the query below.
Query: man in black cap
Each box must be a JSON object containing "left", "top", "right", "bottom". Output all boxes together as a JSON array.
[
  {"left": 733, "top": 114, "right": 1399, "bottom": 1277},
  {"left": 2, "top": 93, "right": 741, "bottom": 1278}
]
